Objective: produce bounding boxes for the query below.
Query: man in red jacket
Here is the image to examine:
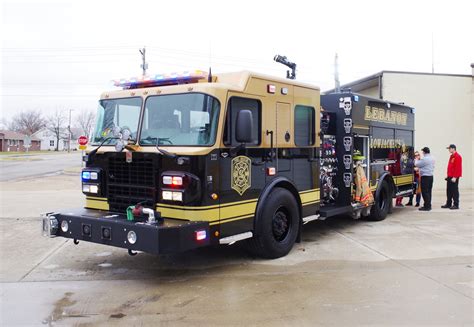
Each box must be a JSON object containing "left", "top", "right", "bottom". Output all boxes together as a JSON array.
[{"left": 441, "top": 144, "right": 462, "bottom": 209}]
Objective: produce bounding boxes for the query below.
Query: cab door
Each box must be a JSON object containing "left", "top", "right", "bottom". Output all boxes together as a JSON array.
[{"left": 219, "top": 95, "right": 265, "bottom": 238}]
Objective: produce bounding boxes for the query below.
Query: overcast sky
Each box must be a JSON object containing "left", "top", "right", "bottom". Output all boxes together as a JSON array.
[{"left": 1, "top": 0, "right": 473, "bottom": 124}]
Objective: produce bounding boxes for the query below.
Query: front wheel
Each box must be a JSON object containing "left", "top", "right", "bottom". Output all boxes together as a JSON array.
[
  {"left": 367, "top": 180, "right": 391, "bottom": 221},
  {"left": 247, "top": 188, "right": 300, "bottom": 259}
]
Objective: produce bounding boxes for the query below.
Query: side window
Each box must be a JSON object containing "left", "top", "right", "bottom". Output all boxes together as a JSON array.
[
  {"left": 224, "top": 97, "right": 261, "bottom": 146},
  {"left": 294, "top": 105, "right": 315, "bottom": 146}
]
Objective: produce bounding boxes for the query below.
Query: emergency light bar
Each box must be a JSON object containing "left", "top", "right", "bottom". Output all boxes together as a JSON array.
[{"left": 113, "top": 70, "right": 208, "bottom": 89}]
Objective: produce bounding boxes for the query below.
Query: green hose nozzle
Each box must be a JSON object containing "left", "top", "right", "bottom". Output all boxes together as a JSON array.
[{"left": 126, "top": 205, "right": 135, "bottom": 221}]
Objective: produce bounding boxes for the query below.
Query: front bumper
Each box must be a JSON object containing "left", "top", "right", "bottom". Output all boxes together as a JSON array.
[{"left": 42, "top": 208, "right": 210, "bottom": 254}]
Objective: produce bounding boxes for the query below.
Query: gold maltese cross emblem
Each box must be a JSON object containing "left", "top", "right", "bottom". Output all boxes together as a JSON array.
[{"left": 231, "top": 156, "right": 251, "bottom": 196}]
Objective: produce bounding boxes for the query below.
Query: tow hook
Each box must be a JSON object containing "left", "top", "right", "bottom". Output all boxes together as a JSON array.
[{"left": 128, "top": 249, "right": 137, "bottom": 256}]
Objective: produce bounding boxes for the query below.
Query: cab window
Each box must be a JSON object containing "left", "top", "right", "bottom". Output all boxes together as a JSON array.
[
  {"left": 294, "top": 105, "right": 315, "bottom": 146},
  {"left": 223, "top": 97, "right": 261, "bottom": 146}
]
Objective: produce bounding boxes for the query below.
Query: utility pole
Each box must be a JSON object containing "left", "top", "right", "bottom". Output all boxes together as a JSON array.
[
  {"left": 431, "top": 33, "right": 435, "bottom": 73},
  {"left": 334, "top": 53, "right": 341, "bottom": 93},
  {"left": 68, "top": 109, "right": 73, "bottom": 153},
  {"left": 139, "top": 47, "right": 148, "bottom": 77}
]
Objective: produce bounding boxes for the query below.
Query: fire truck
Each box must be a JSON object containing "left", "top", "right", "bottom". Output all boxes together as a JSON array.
[{"left": 42, "top": 68, "right": 415, "bottom": 259}]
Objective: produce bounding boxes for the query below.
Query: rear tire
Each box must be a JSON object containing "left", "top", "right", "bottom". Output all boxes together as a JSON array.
[
  {"left": 247, "top": 188, "right": 300, "bottom": 259},
  {"left": 367, "top": 180, "right": 390, "bottom": 221}
]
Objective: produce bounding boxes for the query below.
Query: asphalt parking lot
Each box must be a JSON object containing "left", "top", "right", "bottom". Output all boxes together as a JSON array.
[{"left": 0, "top": 172, "right": 473, "bottom": 326}]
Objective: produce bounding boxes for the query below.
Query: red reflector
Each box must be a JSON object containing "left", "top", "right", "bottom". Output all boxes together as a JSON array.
[
  {"left": 267, "top": 84, "right": 276, "bottom": 94},
  {"left": 195, "top": 230, "right": 207, "bottom": 241},
  {"left": 267, "top": 167, "right": 276, "bottom": 176}
]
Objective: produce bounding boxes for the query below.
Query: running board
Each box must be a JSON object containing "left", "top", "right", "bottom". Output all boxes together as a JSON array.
[
  {"left": 303, "top": 214, "right": 322, "bottom": 224},
  {"left": 219, "top": 231, "right": 253, "bottom": 245},
  {"left": 395, "top": 189, "right": 413, "bottom": 197}
]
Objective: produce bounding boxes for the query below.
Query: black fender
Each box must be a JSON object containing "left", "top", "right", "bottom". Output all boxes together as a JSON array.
[
  {"left": 254, "top": 177, "right": 302, "bottom": 239},
  {"left": 375, "top": 172, "right": 395, "bottom": 213}
]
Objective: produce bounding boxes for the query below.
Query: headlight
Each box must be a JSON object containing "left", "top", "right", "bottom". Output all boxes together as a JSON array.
[
  {"left": 127, "top": 231, "right": 137, "bottom": 244},
  {"left": 82, "top": 170, "right": 100, "bottom": 181},
  {"left": 162, "top": 176, "right": 172, "bottom": 185},
  {"left": 162, "top": 175, "right": 183, "bottom": 186},
  {"left": 172, "top": 191, "right": 182, "bottom": 201},
  {"left": 61, "top": 220, "right": 69, "bottom": 232},
  {"left": 162, "top": 191, "right": 182, "bottom": 202},
  {"left": 162, "top": 191, "right": 172, "bottom": 200},
  {"left": 82, "top": 184, "right": 99, "bottom": 194}
]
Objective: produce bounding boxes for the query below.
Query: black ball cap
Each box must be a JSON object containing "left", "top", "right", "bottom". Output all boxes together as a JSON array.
[
  {"left": 447, "top": 144, "right": 456, "bottom": 149},
  {"left": 421, "top": 147, "right": 430, "bottom": 153}
]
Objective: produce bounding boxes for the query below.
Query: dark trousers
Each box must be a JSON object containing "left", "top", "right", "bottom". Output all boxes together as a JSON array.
[
  {"left": 446, "top": 177, "right": 460, "bottom": 207},
  {"left": 420, "top": 176, "right": 433, "bottom": 209},
  {"left": 408, "top": 192, "right": 421, "bottom": 205},
  {"left": 408, "top": 180, "right": 421, "bottom": 204}
]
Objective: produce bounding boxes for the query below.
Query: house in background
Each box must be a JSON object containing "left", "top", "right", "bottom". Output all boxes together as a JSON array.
[
  {"left": 324, "top": 66, "right": 473, "bottom": 190},
  {"left": 32, "top": 127, "right": 85, "bottom": 151},
  {"left": 0, "top": 130, "right": 41, "bottom": 152}
]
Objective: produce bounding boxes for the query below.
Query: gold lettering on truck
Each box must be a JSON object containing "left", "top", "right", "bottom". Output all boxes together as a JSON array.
[{"left": 364, "top": 106, "right": 408, "bottom": 126}]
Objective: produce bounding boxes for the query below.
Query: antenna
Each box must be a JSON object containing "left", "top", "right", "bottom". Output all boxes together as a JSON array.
[
  {"left": 335, "top": 53, "right": 341, "bottom": 92},
  {"left": 208, "top": 40, "right": 213, "bottom": 82},
  {"left": 273, "top": 55, "right": 297, "bottom": 79},
  {"left": 139, "top": 46, "right": 148, "bottom": 77},
  {"left": 208, "top": 67, "right": 212, "bottom": 83}
]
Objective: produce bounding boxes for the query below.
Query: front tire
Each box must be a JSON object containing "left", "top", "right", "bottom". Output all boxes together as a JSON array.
[
  {"left": 367, "top": 180, "right": 390, "bottom": 221},
  {"left": 248, "top": 188, "right": 300, "bottom": 259}
]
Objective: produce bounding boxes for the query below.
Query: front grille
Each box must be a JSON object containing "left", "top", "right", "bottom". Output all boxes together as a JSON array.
[{"left": 107, "top": 156, "right": 156, "bottom": 212}]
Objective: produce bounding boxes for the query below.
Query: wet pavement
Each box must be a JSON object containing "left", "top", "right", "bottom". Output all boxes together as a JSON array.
[{"left": 0, "top": 174, "right": 473, "bottom": 326}]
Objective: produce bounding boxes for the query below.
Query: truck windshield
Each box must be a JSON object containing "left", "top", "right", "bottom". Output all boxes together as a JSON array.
[
  {"left": 140, "top": 93, "right": 220, "bottom": 146},
  {"left": 92, "top": 97, "right": 142, "bottom": 145}
]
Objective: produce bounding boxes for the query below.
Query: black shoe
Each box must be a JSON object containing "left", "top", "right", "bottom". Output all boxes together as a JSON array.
[
  {"left": 419, "top": 207, "right": 431, "bottom": 211},
  {"left": 406, "top": 201, "right": 413, "bottom": 206},
  {"left": 415, "top": 203, "right": 420, "bottom": 207},
  {"left": 441, "top": 204, "right": 451, "bottom": 209},
  {"left": 450, "top": 206, "right": 459, "bottom": 210}
]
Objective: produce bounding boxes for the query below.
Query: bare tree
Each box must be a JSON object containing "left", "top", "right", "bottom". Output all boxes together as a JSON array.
[
  {"left": 46, "top": 110, "right": 67, "bottom": 151},
  {"left": 76, "top": 110, "right": 95, "bottom": 139},
  {"left": 0, "top": 117, "right": 8, "bottom": 130},
  {"left": 8, "top": 110, "right": 46, "bottom": 135}
]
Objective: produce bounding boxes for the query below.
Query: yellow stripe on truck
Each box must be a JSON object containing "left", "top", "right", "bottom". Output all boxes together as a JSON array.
[
  {"left": 156, "top": 188, "right": 320, "bottom": 224},
  {"left": 84, "top": 188, "right": 321, "bottom": 224},
  {"left": 393, "top": 174, "right": 413, "bottom": 186},
  {"left": 300, "top": 189, "right": 320, "bottom": 204},
  {"left": 156, "top": 201, "right": 257, "bottom": 223},
  {"left": 85, "top": 198, "right": 109, "bottom": 210}
]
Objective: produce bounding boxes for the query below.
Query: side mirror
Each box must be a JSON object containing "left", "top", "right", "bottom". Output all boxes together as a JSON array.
[{"left": 235, "top": 110, "right": 254, "bottom": 144}]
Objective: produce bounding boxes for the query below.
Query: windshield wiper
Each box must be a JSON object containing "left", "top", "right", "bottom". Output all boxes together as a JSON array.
[
  {"left": 148, "top": 137, "right": 176, "bottom": 158},
  {"left": 156, "top": 146, "right": 176, "bottom": 158},
  {"left": 87, "top": 136, "right": 118, "bottom": 162}
]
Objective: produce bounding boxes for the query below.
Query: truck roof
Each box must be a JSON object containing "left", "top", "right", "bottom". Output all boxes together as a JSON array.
[{"left": 101, "top": 71, "right": 320, "bottom": 99}]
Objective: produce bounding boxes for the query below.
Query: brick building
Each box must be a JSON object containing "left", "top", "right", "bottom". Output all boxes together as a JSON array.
[{"left": 0, "top": 130, "right": 41, "bottom": 152}]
